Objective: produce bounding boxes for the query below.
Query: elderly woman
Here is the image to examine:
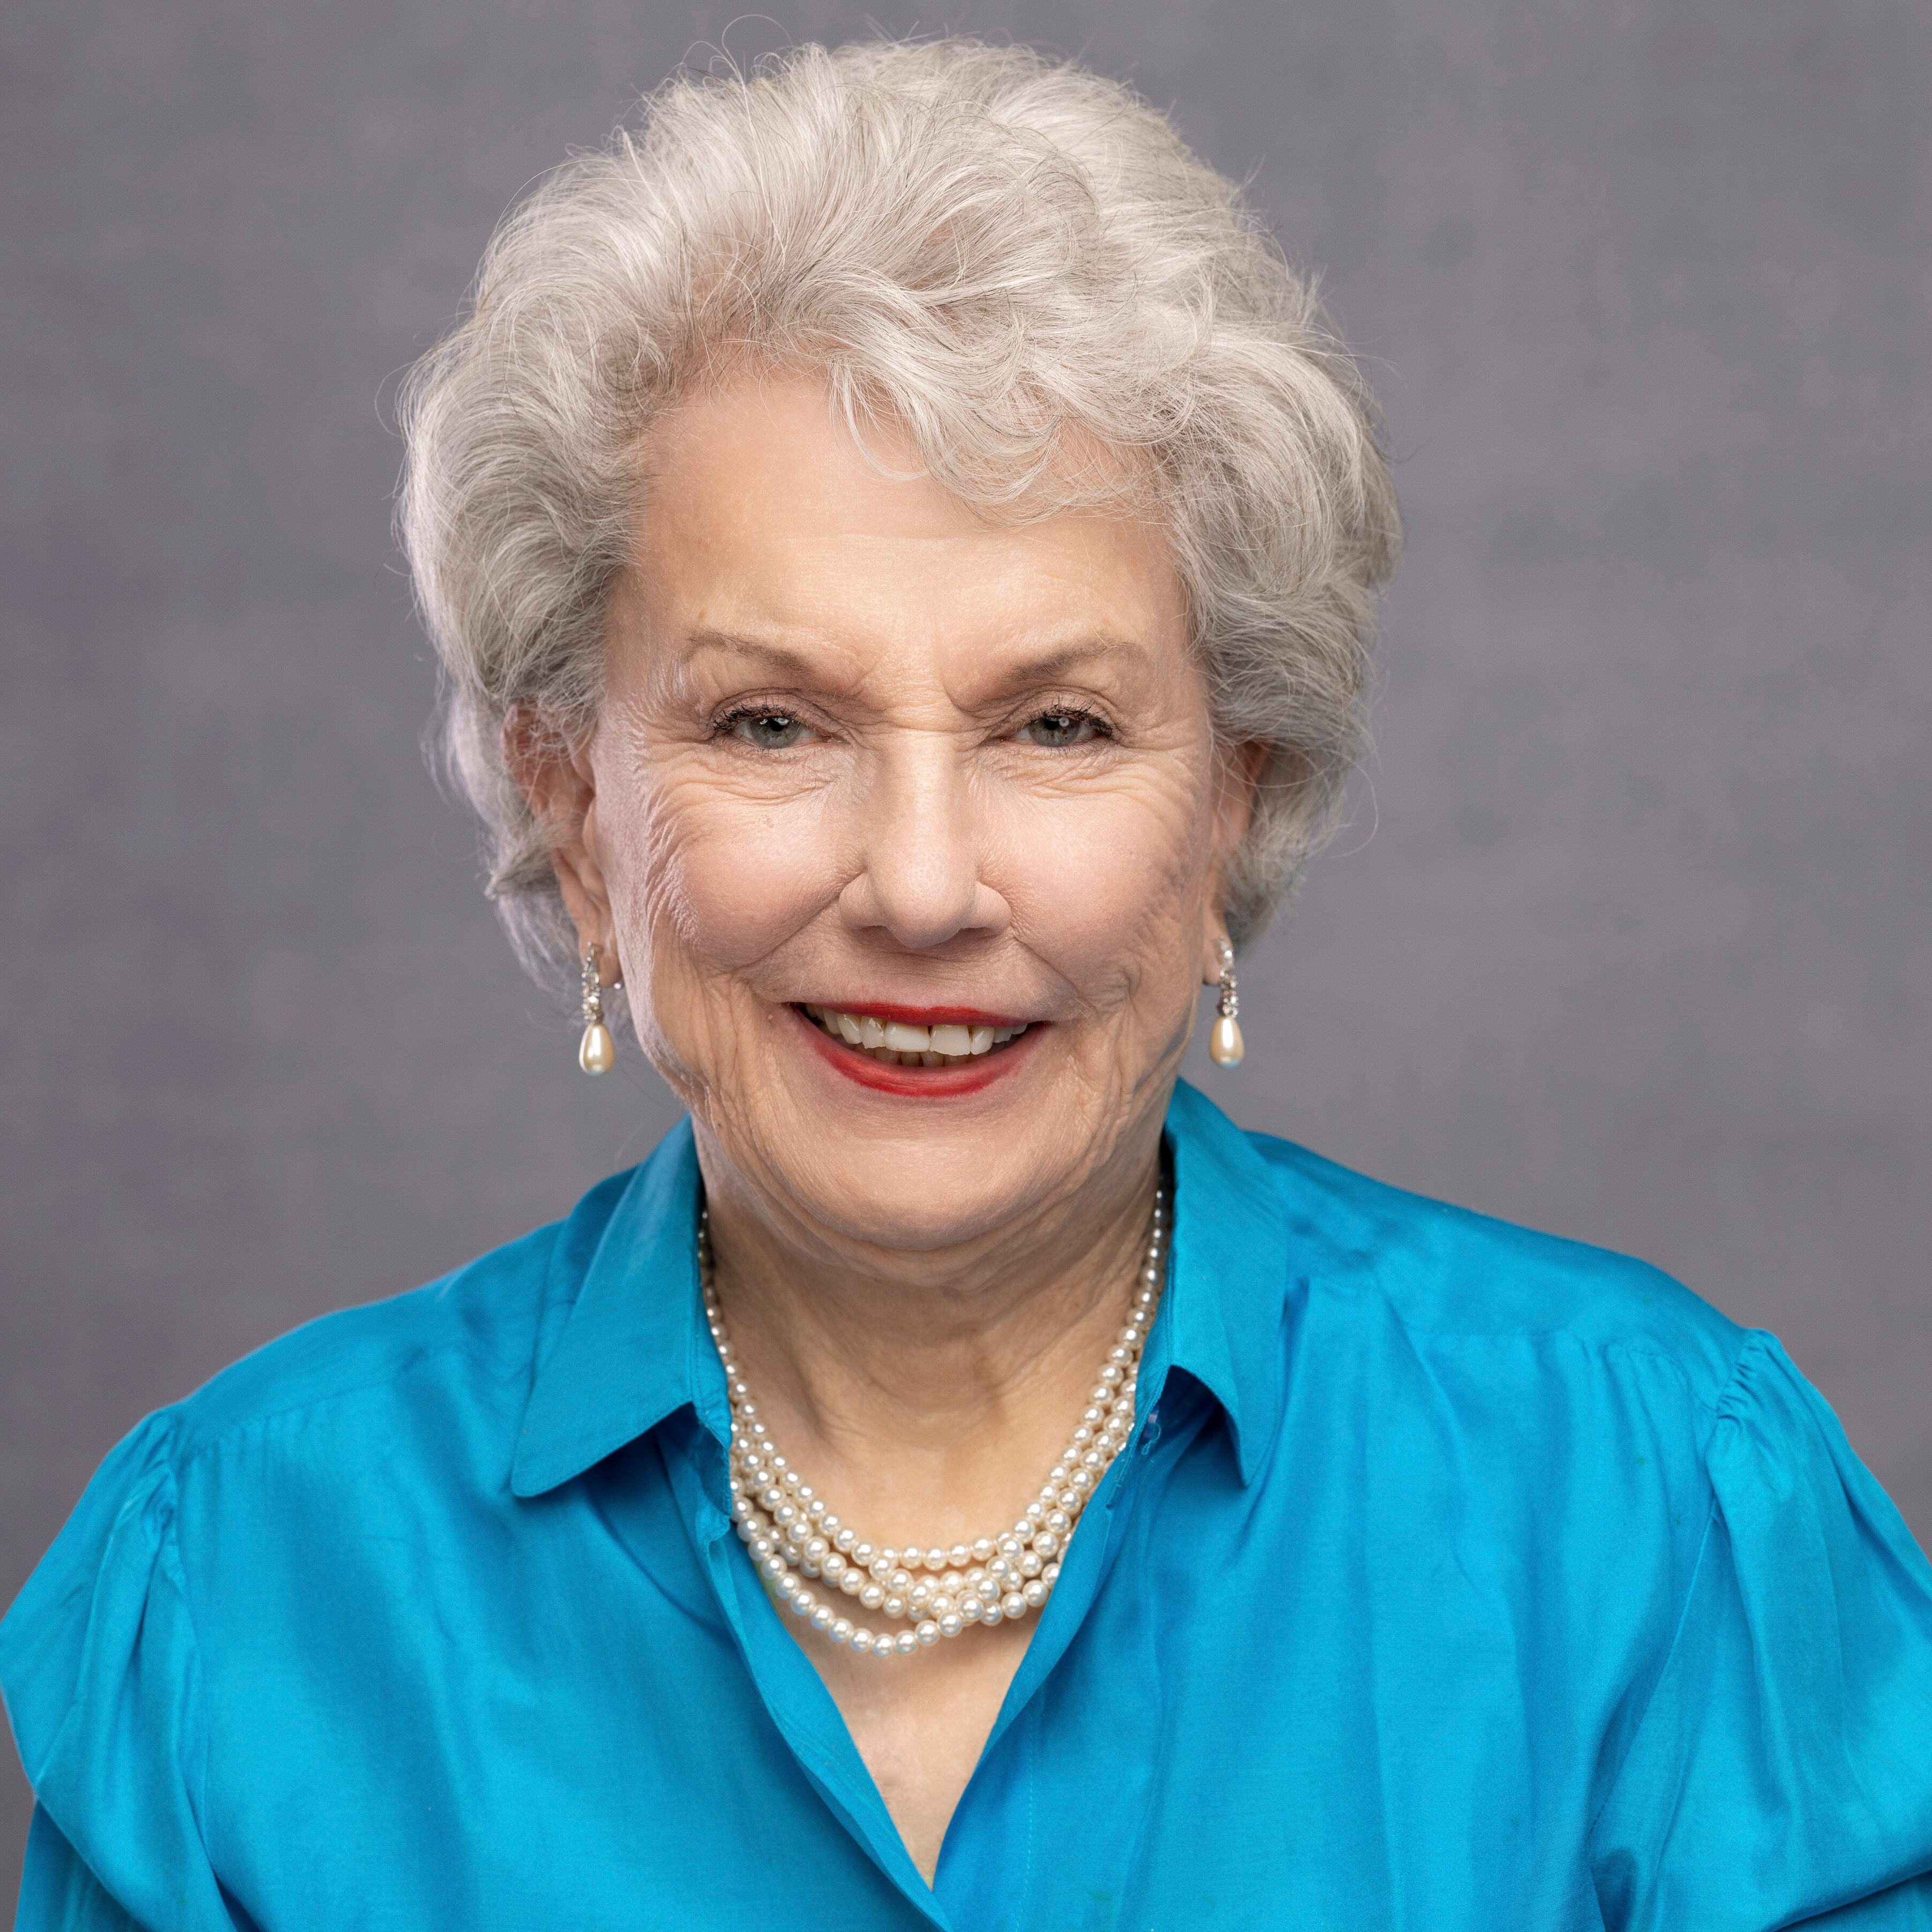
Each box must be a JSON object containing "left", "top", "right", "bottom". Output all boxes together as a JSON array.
[{"left": 6, "top": 38, "right": 1931, "bottom": 1931}]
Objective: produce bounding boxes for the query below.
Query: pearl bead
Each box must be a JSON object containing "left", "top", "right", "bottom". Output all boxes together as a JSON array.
[
  {"left": 925, "top": 1548, "right": 948, "bottom": 1572},
  {"left": 852, "top": 1543, "right": 875, "bottom": 1567},
  {"left": 1001, "top": 1592, "right": 1026, "bottom": 1620},
  {"left": 1042, "top": 1562, "right": 1062, "bottom": 1585},
  {"left": 939, "top": 1612, "right": 963, "bottom": 1638},
  {"left": 981, "top": 1604, "right": 1004, "bottom": 1627},
  {"left": 1022, "top": 1579, "right": 1048, "bottom": 1608},
  {"left": 839, "top": 1571, "right": 863, "bottom": 1596},
  {"left": 916, "top": 1620, "right": 941, "bottom": 1646},
  {"left": 1046, "top": 1510, "right": 1070, "bottom": 1534},
  {"left": 895, "top": 1631, "right": 919, "bottom": 1657},
  {"left": 860, "top": 1584, "right": 885, "bottom": 1609},
  {"left": 971, "top": 1539, "right": 994, "bottom": 1564},
  {"left": 851, "top": 1630, "right": 875, "bottom": 1655},
  {"left": 930, "top": 1593, "right": 955, "bottom": 1617},
  {"left": 883, "top": 1596, "right": 906, "bottom": 1619},
  {"left": 1209, "top": 1013, "right": 1244, "bottom": 1066},
  {"left": 960, "top": 1597, "right": 984, "bottom": 1622},
  {"left": 579, "top": 1022, "right": 616, "bottom": 1074},
  {"left": 1019, "top": 1550, "right": 1042, "bottom": 1577},
  {"left": 821, "top": 1553, "right": 845, "bottom": 1580},
  {"left": 810, "top": 1605, "right": 834, "bottom": 1631},
  {"left": 949, "top": 1544, "right": 971, "bottom": 1569},
  {"left": 835, "top": 1527, "right": 856, "bottom": 1552},
  {"left": 888, "top": 1568, "right": 913, "bottom": 1593},
  {"left": 831, "top": 1618, "right": 853, "bottom": 1644}
]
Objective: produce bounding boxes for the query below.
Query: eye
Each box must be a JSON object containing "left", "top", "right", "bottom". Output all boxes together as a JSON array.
[
  {"left": 1018, "top": 708, "right": 1110, "bottom": 749},
  {"left": 722, "top": 708, "right": 814, "bottom": 749}
]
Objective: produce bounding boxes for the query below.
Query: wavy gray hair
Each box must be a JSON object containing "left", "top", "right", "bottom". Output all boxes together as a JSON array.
[{"left": 397, "top": 36, "right": 1399, "bottom": 990}]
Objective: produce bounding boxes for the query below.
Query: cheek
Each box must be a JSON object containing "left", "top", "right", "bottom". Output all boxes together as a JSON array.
[
  {"left": 998, "top": 767, "right": 1212, "bottom": 994},
  {"left": 597, "top": 760, "right": 842, "bottom": 974}
]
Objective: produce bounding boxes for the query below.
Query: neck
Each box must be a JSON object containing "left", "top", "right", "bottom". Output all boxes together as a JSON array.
[{"left": 692, "top": 1122, "right": 1163, "bottom": 1549}]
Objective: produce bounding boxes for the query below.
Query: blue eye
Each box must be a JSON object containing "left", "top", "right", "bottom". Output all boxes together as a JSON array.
[
  {"left": 1021, "top": 709, "right": 1107, "bottom": 748},
  {"left": 727, "top": 711, "right": 809, "bottom": 749}
]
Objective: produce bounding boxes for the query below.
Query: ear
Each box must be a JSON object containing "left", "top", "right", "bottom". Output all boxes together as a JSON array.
[
  {"left": 1202, "top": 738, "right": 1267, "bottom": 979},
  {"left": 502, "top": 705, "right": 620, "bottom": 978}
]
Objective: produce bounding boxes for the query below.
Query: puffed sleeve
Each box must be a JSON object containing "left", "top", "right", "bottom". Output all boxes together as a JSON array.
[
  {"left": 0, "top": 1414, "right": 239, "bottom": 1930},
  {"left": 1591, "top": 1333, "right": 1932, "bottom": 1930}
]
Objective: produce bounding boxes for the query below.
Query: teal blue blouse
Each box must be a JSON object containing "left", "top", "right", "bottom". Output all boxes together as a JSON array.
[{"left": 6, "top": 1082, "right": 1932, "bottom": 1930}]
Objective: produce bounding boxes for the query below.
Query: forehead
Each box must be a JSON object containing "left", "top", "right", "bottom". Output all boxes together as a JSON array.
[{"left": 625, "top": 373, "right": 1186, "bottom": 674}]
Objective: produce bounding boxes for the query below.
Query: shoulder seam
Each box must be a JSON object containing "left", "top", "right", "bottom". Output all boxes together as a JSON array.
[{"left": 167, "top": 1326, "right": 530, "bottom": 1485}]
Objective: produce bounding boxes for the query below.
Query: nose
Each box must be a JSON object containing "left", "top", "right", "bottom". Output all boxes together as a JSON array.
[{"left": 836, "top": 734, "right": 1010, "bottom": 949}]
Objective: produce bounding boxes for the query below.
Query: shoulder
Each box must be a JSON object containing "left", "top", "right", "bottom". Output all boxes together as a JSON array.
[
  {"left": 1246, "top": 1129, "right": 1751, "bottom": 1408},
  {"left": 70, "top": 1166, "right": 638, "bottom": 1514}
]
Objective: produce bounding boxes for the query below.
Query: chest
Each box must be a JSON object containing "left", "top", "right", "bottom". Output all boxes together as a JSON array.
[{"left": 194, "top": 1435, "right": 1666, "bottom": 1931}]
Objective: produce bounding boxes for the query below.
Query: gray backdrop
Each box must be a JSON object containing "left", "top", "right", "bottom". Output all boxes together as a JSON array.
[{"left": 4, "top": 0, "right": 1927, "bottom": 1901}]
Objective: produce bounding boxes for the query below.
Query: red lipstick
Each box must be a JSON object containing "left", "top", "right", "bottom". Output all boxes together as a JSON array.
[{"left": 789, "top": 1005, "right": 1041, "bottom": 1097}]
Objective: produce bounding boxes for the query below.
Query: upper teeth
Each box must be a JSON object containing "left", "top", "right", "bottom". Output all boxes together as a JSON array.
[{"left": 804, "top": 1007, "right": 1028, "bottom": 1062}]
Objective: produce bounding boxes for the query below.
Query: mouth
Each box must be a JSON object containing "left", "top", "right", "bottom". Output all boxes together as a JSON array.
[
  {"left": 790, "top": 1001, "right": 1043, "bottom": 1097},
  {"left": 798, "top": 1003, "right": 1034, "bottom": 1068}
]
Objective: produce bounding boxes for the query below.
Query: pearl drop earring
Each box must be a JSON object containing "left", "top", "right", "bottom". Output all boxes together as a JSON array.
[
  {"left": 1209, "top": 939, "right": 1244, "bottom": 1068},
  {"left": 579, "top": 942, "right": 616, "bottom": 1076}
]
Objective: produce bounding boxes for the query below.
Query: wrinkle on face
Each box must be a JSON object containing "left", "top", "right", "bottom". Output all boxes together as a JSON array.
[{"left": 566, "top": 371, "right": 1246, "bottom": 1262}]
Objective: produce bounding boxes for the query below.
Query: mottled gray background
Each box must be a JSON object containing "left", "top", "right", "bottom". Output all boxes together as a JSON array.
[{"left": 3, "top": 0, "right": 1927, "bottom": 1902}]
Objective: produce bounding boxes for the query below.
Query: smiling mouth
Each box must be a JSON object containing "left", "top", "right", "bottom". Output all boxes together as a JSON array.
[{"left": 800, "top": 1005, "right": 1033, "bottom": 1067}]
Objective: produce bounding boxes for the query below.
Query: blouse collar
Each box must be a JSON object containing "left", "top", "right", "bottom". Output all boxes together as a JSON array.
[{"left": 510, "top": 1079, "right": 1289, "bottom": 1499}]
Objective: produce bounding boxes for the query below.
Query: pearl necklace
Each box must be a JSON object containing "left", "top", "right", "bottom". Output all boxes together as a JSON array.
[{"left": 705, "top": 1189, "right": 1166, "bottom": 1659}]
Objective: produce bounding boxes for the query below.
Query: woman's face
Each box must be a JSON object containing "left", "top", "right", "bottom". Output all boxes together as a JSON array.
[{"left": 548, "top": 373, "right": 1252, "bottom": 1250}]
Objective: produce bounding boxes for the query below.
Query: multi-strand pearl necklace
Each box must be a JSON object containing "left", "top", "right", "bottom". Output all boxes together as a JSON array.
[{"left": 706, "top": 1190, "right": 1166, "bottom": 1659}]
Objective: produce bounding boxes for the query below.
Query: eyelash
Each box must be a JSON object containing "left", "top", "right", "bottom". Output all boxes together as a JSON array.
[
  {"left": 1018, "top": 704, "right": 1114, "bottom": 749},
  {"left": 707, "top": 700, "right": 1117, "bottom": 747}
]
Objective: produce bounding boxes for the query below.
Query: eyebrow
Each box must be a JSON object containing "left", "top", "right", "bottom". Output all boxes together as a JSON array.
[{"left": 681, "top": 628, "right": 1148, "bottom": 686}]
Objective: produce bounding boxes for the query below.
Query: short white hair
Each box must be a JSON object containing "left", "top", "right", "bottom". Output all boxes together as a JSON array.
[{"left": 397, "top": 36, "right": 1400, "bottom": 987}]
